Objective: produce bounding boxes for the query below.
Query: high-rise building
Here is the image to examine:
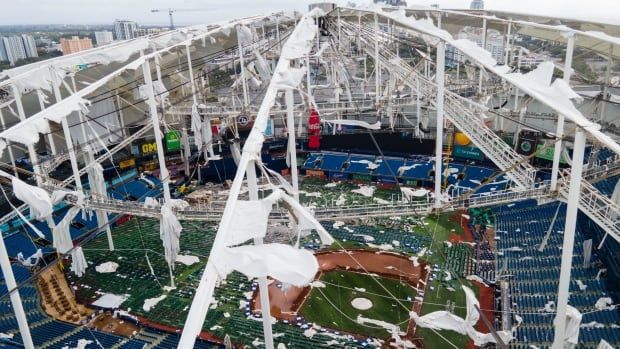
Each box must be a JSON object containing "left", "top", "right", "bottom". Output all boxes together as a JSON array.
[
  {"left": 114, "top": 20, "right": 137, "bottom": 40},
  {"left": 0, "top": 35, "right": 37, "bottom": 65},
  {"left": 373, "top": 0, "right": 407, "bottom": 6},
  {"left": 21, "top": 35, "right": 38, "bottom": 59},
  {"left": 60, "top": 36, "right": 93, "bottom": 55},
  {"left": 1, "top": 36, "right": 27, "bottom": 65},
  {"left": 470, "top": 0, "right": 484, "bottom": 10},
  {"left": 95, "top": 31, "right": 114, "bottom": 46},
  {"left": 446, "top": 28, "right": 504, "bottom": 65},
  {"left": 134, "top": 28, "right": 164, "bottom": 37}
]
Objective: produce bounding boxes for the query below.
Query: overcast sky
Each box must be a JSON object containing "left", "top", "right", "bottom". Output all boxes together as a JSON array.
[{"left": 1, "top": 0, "right": 618, "bottom": 26}]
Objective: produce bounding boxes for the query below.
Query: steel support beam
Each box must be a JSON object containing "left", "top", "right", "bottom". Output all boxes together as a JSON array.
[
  {"left": 551, "top": 33, "right": 575, "bottom": 191},
  {"left": 434, "top": 41, "right": 445, "bottom": 209},
  {"left": 552, "top": 128, "right": 585, "bottom": 349}
]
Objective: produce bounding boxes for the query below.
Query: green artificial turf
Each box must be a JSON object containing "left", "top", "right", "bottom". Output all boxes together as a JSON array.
[{"left": 300, "top": 270, "right": 417, "bottom": 339}]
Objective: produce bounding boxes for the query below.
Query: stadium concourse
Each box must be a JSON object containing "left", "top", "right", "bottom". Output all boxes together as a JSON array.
[{"left": 0, "top": 2, "right": 619, "bottom": 349}]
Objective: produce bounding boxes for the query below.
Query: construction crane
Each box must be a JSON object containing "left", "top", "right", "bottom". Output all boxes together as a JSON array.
[{"left": 151, "top": 8, "right": 210, "bottom": 30}]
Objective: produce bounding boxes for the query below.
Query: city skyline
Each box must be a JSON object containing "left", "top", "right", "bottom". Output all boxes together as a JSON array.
[{"left": 0, "top": 0, "right": 618, "bottom": 26}]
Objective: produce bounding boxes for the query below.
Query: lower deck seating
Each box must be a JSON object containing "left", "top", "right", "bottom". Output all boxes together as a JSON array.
[{"left": 493, "top": 201, "right": 620, "bottom": 348}]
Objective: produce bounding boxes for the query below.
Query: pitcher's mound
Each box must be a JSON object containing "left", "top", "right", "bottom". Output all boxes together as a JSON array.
[{"left": 351, "top": 297, "right": 373, "bottom": 310}]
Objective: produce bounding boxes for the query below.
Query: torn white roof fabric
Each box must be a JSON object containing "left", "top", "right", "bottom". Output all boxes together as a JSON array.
[
  {"left": 191, "top": 104, "right": 203, "bottom": 151},
  {"left": 52, "top": 206, "right": 80, "bottom": 254},
  {"left": 70, "top": 246, "right": 88, "bottom": 277},
  {"left": 279, "top": 9, "right": 323, "bottom": 60},
  {"left": 410, "top": 285, "right": 514, "bottom": 346},
  {"left": 87, "top": 162, "right": 107, "bottom": 198},
  {"left": 227, "top": 191, "right": 281, "bottom": 246},
  {"left": 322, "top": 119, "right": 382, "bottom": 130},
  {"left": 554, "top": 305, "right": 582, "bottom": 346},
  {"left": 160, "top": 203, "right": 182, "bottom": 270},
  {"left": 91, "top": 293, "right": 128, "bottom": 309},
  {"left": 214, "top": 243, "right": 318, "bottom": 287},
  {"left": 11, "top": 176, "right": 53, "bottom": 220},
  {"left": 17, "top": 249, "right": 43, "bottom": 267}
]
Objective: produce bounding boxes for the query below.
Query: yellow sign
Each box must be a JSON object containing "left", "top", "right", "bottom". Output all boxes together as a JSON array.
[
  {"left": 140, "top": 142, "right": 158, "bottom": 155},
  {"left": 119, "top": 158, "right": 136, "bottom": 169}
]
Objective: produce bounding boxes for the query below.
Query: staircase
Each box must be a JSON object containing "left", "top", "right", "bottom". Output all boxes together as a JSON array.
[
  {"left": 558, "top": 169, "right": 620, "bottom": 243},
  {"left": 355, "top": 31, "right": 536, "bottom": 189},
  {"left": 348, "top": 21, "right": 620, "bottom": 244}
]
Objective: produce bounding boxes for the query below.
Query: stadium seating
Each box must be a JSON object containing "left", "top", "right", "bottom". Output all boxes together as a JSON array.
[{"left": 493, "top": 201, "right": 620, "bottom": 348}]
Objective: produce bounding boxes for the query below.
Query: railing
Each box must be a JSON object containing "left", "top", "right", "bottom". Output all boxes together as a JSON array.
[
  {"left": 558, "top": 170, "right": 620, "bottom": 243},
  {"left": 74, "top": 184, "right": 555, "bottom": 222},
  {"left": 583, "top": 155, "right": 620, "bottom": 184},
  {"left": 165, "top": 96, "right": 417, "bottom": 118}
]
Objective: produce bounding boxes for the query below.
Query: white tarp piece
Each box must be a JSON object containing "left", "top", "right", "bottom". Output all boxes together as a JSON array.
[
  {"left": 356, "top": 315, "right": 416, "bottom": 348},
  {"left": 63, "top": 338, "right": 93, "bottom": 349},
  {"left": 95, "top": 261, "right": 119, "bottom": 273},
  {"left": 214, "top": 243, "right": 318, "bottom": 287},
  {"left": 16, "top": 249, "right": 43, "bottom": 267},
  {"left": 400, "top": 187, "right": 429, "bottom": 202},
  {"left": 87, "top": 162, "right": 107, "bottom": 199},
  {"left": 191, "top": 103, "right": 203, "bottom": 151},
  {"left": 2, "top": 38, "right": 150, "bottom": 93},
  {"left": 176, "top": 255, "right": 200, "bottom": 266},
  {"left": 272, "top": 67, "right": 307, "bottom": 90},
  {"left": 70, "top": 247, "right": 88, "bottom": 277},
  {"left": 11, "top": 176, "right": 53, "bottom": 220},
  {"left": 554, "top": 305, "right": 582, "bottom": 346},
  {"left": 322, "top": 119, "right": 381, "bottom": 130},
  {"left": 350, "top": 160, "right": 380, "bottom": 170},
  {"left": 597, "top": 339, "right": 614, "bottom": 349},
  {"left": 410, "top": 285, "right": 514, "bottom": 346},
  {"left": 143, "top": 295, "right": 167, "bottom": 312},
  {"left": 160, "top": 204, "right": 182, "bottom": 270},
  {"left": 594, "top": 297, "right": 615, "bottom": 311},
  {"left": 2, "top": 94, "right": 89, "bottom": 149},
  {"left": 279, "top": 10, "right": 323, "bottom": 60},
  {"left": 352, "top": 185, "right": 375, "bottom": 197},
  {"left": 52, "top": 207, "right": 80, "bottom": 254},
  {"left": 227, "top": 191, "right": 281, "bottom": 246},
  {"left": 201, "top": 118, "right": 214, "bottom": 158}
]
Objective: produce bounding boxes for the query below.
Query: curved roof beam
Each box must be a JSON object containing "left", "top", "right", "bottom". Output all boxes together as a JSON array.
[
  {"left": 0, "top": 14, "right": 293, "bottom": 94},
  {"left": 399, "top": 7, "right": 620, "bottom": 58},
  {"left": 0, "top": 12, "right": 292, "bottom": 158}
]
